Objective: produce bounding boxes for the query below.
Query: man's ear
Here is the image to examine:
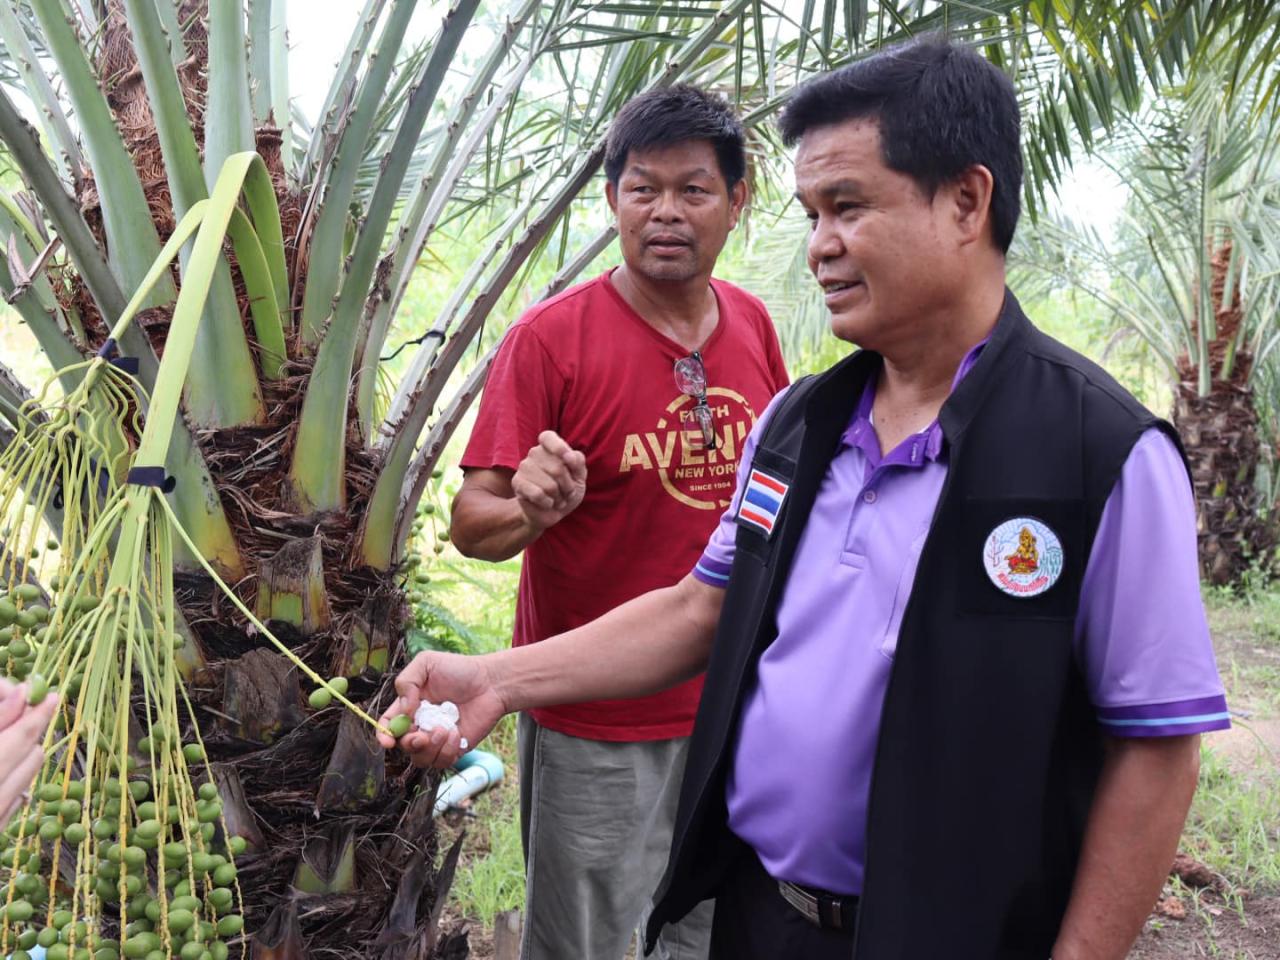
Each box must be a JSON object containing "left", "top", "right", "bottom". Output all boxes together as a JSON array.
[
  {"left": 949, "top": 164, "right": 995, "bottom": 247},
  {"left": 728, "top": 178, "right": 748, "bottom": 229},
  {"left": 605, "top": 179, "right": 619, "bottom": 217}
]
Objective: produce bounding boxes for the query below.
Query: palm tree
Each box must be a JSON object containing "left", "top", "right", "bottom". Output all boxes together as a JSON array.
[
  {"left": 1014, "top": 59, "right": 1280, "bottom": 585},
  {"left": 0, "top": 1, "right": 1276, "bottom": 956}
]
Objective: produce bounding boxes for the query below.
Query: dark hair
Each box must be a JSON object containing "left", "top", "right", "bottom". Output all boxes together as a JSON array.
[
  {"left": 605, "top": 85, "right": 747, "bottom": 191},
  {"left": 778, "top": 37, "right": 1022, "bottom": 252}
]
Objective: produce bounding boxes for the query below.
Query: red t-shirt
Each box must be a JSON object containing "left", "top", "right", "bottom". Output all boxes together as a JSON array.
[{"left": 461, "top": 270, "right": 789, "bottom": 740}]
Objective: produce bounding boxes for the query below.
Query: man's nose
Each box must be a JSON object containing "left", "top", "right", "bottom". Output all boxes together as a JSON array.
[
  {"left": 807, "top": 216, "right": 843, "bottom": 262},
  {"left": 651, "top": 190, "right": 684, "bottom": 222}
]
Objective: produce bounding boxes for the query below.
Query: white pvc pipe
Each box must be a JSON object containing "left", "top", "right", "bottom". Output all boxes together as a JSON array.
[{"left": 433, "top": 749, "right": 505, "bottom": 817}]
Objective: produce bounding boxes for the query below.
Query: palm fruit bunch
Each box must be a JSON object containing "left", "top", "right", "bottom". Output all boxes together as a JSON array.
[
  {"left": 0, "top": 559, "right": 249, "bottom": 960},
  {"left": 0, "top": 474, "right": 248, "bottom": 960}
]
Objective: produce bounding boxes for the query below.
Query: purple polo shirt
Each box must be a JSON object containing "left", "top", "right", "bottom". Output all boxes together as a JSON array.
[{"left": 692, "top": 345, "right": 1229, "bottom": 896}]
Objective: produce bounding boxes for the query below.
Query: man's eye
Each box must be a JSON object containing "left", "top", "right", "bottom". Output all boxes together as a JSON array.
[{"left": 686, "top": 185, "right": 707, "bottom": 195}]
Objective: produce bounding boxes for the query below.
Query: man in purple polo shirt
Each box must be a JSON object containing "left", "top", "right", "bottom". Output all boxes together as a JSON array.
[{"left": 381, "top": 38, "right": 1228, "bottom": 960}]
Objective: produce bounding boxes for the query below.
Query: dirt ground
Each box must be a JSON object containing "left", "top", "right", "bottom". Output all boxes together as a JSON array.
[
  {"left": 452, "top": 602, "right": 1280, "bottom": 959},
  {"left": 455, "top": 898, "right": 1280, "bottom": 960},
  {"left": 455, "top": 894, "right": 1280, "bottom": 960},
  {"left": 1129, "top": 605, "right": 1280, "bottom": 960},
  {"left": 1131, "top": 890, "right": 1280, "bottom": 959}
]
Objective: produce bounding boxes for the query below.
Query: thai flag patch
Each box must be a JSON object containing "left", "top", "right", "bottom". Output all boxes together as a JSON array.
[{"left": 736, "top": 469, "right": 789, "bottom": 538}]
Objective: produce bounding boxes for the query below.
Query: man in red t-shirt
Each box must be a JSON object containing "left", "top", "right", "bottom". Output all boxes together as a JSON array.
[{"left": 451, "top": 86, "right": 788, "bottom": 960}]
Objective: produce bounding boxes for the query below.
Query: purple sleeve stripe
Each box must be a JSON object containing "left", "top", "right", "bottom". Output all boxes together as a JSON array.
[
  {"left": 695, "top": 554, "right": 732, "bottom": 579},
  {"left": 1100, "top": 715, "right": 1231, "bottom": 738},
  {"left": 692, "top": 560, "right": 730, "bottom": 588},
  {"left": 1096, "top": 694, "right": 1227, "bottom": 721}
]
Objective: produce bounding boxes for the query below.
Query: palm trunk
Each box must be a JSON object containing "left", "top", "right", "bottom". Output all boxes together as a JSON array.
[
  {"left": 155, "top": 274, "right": 462, "bottom": 955},
  {"left": 1173, "top": 368, "right": 1273, "bottom": 584},
  {"left": 1174, "top": 243, "right": 1277, "bottom": 585}
]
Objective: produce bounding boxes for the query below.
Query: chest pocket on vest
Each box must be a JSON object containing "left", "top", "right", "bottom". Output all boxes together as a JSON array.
[
  {"left": 957, "top": 498, "right": 1086, "bottom": 620},
  {"left": 732, "top": 447, "right": 796, "bottom": 563}
]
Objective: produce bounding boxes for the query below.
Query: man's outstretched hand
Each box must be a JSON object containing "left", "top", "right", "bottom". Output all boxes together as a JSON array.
[{"left": 377, "top": 651, "right": 508, "bottom": 768}]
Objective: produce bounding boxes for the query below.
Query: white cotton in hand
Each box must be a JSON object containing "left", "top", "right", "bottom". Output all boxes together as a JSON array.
[{"left": 414, "top": 700, "right": 460, "bottom": 732}]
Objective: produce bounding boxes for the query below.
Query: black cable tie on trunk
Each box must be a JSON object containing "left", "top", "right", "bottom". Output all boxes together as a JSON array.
[
  {"left": 95, "top": 337, "right": 140, "bottom": 375},
  {"left": 126, "top": 466, "right": 177, "bottom": 493}
]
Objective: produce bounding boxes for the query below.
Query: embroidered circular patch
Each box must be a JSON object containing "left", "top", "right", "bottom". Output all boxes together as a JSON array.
[{"left": 982, "top": 516, "right": 1064, "bottom": 598}]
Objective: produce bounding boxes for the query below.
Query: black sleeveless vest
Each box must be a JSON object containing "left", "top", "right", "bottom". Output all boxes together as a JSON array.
[{"left": 645, "top": 292, "right": 1182, "bottom": 959}]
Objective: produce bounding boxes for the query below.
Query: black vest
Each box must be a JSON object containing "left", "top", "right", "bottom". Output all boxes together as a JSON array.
[{"left": 646, "top": 293, "right": 1182, "bottom": 959}]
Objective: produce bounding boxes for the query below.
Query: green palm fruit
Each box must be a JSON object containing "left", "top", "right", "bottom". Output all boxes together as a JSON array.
[{"left": 388, "top": 715, "right": 412, "bottom": 738}]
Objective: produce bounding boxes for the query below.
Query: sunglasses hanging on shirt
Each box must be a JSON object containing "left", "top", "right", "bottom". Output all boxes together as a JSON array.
[{"left": 674, "top": 351, "right": 719, "bottom": 451}]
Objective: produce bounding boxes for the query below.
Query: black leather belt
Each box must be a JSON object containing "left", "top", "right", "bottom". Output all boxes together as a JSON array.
[{"left": 777, "top": 879, "right": 859, "bottom": 931}]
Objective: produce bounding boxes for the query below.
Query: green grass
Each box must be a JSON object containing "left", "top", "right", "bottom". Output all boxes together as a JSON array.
[
  {"left": 450, "top": 796, "right": 525, "bottom": 923},
  {"left": 1189, "top": 584, "right": 1280, "bottom": 893},
  {"left": 1206, "top": 583, "right": 1280, "bottom": 714},
  {"left": 1226, "top": 663, "right": 1280, "bottom": 714},
  {"left": 446, "top": 713, "right": 526, "bottom": 924},
  {"left": 423, "top": 523, "right": 527, "bottom": 926},
  {"left": 1183, "top": 746, "right": 1280, "bottom": 891}
]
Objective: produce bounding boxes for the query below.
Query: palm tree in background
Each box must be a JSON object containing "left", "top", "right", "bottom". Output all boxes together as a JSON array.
[
  {"left": 0, "top": 0, "right": 1276, "bottom": 954},
  {"left": 1015, "top": 56, "right": 1280, "bottom": 584}
]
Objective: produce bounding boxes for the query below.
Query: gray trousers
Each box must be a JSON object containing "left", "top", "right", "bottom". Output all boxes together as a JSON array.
[{"left": 517, "top": 712, "right": 714, "bottom": 960}]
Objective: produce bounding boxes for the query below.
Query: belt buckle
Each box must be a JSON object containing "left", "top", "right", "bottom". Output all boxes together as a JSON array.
[
  {"left": 777, "top": 880, "right": 821, "bottom": 927},
  {"left": 778, "top": 879, "right": 854, "bottom": 931},
  {"left": 817, "top": 892, "right": 845, "bottom": 929}
]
